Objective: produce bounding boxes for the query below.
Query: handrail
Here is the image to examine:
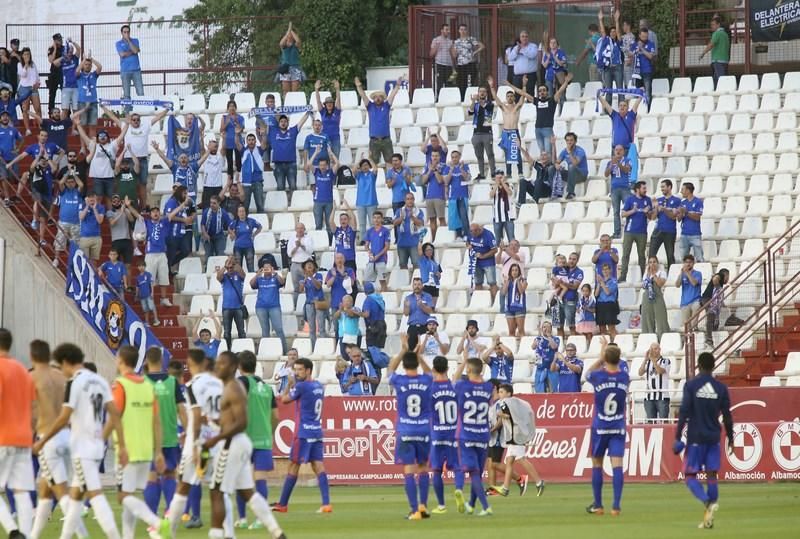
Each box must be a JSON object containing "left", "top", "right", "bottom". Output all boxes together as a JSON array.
[{"left": 684, "top": 218, "right": 800, "bottom": 380}]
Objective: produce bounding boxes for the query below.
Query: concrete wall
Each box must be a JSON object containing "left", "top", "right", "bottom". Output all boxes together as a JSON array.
[{"left": 0, "top": 210, "right": 116, "bottom": 379}]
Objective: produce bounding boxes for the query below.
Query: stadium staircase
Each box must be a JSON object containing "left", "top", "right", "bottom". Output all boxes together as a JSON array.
[{"left": 4, "top": 121, "right": 191, "bottom": 363}]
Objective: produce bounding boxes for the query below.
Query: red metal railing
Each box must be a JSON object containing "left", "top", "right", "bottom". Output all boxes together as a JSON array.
[{"left": 685, "top": 219, "right": 800, "bottom": 379}]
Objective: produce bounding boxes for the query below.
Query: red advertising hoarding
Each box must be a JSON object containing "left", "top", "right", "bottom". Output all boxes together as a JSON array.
[{"left": 273, "top": 388, "right": 800, "bottom": 485}]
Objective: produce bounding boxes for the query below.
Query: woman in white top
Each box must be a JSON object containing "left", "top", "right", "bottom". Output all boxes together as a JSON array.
[
  {"left": 17, "top": 47, "right": 42, "bottom": 135},
  {"left": 640, "top": 255, "right": 669, "bottom": 338}
]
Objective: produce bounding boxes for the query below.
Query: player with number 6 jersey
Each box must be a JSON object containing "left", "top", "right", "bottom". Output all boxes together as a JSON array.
[
  {"left": 453, "top": 356, "right": 494, "bottom": 517},
  {"left": 585, "top": 338, "right": 629, "bottom": 516},
  {"left": 429, "top": 355, "right": 464, "bottom": 515},
  {"left": 388, "top": 338, "right": 433, "bottom": 520},
  {"left": 274, "top": 357, "right": 332, "bottom": 513}
]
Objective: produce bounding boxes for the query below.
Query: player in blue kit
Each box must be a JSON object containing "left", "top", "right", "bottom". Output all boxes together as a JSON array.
[
  {"left": 453, "top": 356, "right": 494, "bottom": 516},
  {"left": 273, "top": 357, "right": 332, "bottom": 513},
  {"left": 388, "top": 336, "right": 433, "bottom": 520},
  {"left": 673, "top": 352, "right": 734, "bottom": 530},
  {"left": 429, "top": 355, "right": 465, "bottom": 514},
  {"left": 585, "top": 337, "right": 629, "bottom": 516}
]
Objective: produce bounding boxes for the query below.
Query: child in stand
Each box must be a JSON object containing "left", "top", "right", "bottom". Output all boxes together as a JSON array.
[
  {"left": 135, "top": 259, "right": 160, "bottom": 326},
  {"left": 576, "top": 283, "right": 597, "bottom": 347},
  {"left": 548, "top": 254, "right": 569, "bottom": 327},
  {"left": 99, "top": 247, "right": 128, "bottom": 295}
]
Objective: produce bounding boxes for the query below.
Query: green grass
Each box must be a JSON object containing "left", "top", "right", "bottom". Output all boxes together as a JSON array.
[{"left": 38, "top": 483, "right": 800, "bottom": 538}]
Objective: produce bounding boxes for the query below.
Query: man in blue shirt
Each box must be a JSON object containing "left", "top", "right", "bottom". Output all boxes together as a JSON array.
[
  {"left": 266, "top": 111, "right": 309, "bottom": 196},
  {"left": 551, "top": 344, "right": 584, "bottom": 393},
  {"left": 649, "top": 178, "right": 682, "bottom": 269},
  {"left": 53, "top": 40, "right": 81, "bottom": 115},
  {"left": 354, "top": 75, "right": 403, "bottom": 164},
  {"left": 162, "top": 185, "right": 195, "bottom": 272},
  {"left": 194, "top": 328, "right": 220, "bottom": 360},
  {"left": 585, "top": 340, "right": 629, "bottom": 515},
  {"left": 556, "top": 132, "right": 588, "bottom": 200},
  {"left": 393, "top": 192, "right": 425, "bottom": 277},
  {"left": 216, "top": 256, "right": 247, "bottom": 349},
  {"left": 673, "top": 351, "right": 734, "bottom": 530},
  {"left": 53, "top": 174, "right": 83, "bottom": 257},
  {"left": 305, "top": 147, "right": 338, "bottom": 242},
  {"left": 0, "top": 111, "right": 22, "bottom": 205},
  {"left": 677, "top": 254, "right": 702, "bottom": 333},
  {"left": 236, "top": 128, "right": 268, "bottom": 213},
  {"left": 421, "top": 152, "right": 446, "bottom": 241},
  {"left": 619, "top": 181, "right": 653, "bottom": 282},
  {"left": 77, "top": 192, "right": 105, "bottom": 261},
  {"left": 631, "top": 28, "right": 657, "bottom": 104},
  {"left": 421, "top": 132, "right": 448, "bottom": 165},
  {"left": 592, "top": 234, "right": 620, "bottom": 279},
  {"left": 481, "top": 337, "right": 514, "bottom": 383},
  {"left": 467, "top": 223, "right": 498, "bottom": 303},
  {"left": 76, "top": 55, "right": 102, "bottom": 144},
  {"left": 386, "top": 153, "right": 416, "bottom": 242},
  {"left": 329, "top": 205, "right": 357, "bottom": 271},
  {"left": 302, "top": 119, "right": 329, "bottom": 167},
  {"left": 363, "top": 211, "right": 391, "bottom": 289},
  {"left": 199, "top": 195, "right": 232, "bottom": 257},
  {"left": 599, "top": 96, "right": 640, "bottom": 154},
  {"left": 605, "top": 144, "right": 633, "bottom": 239},
  {"left": 404, "top": 277, "right": 435, "bottom": 351},
  {"left": 275, "top": 358, "right": 331, "bottom": 513},
  {"left": 679, "top": 182, "right": 704, "bottom": 262},
  {"left": 443, "top": 151, "right": 471, "bottom": 239},
  {"left": 561, "top": 253, "right": 584, "bottom": 337},
  {"left": 99, "top": 248, "right": 128, "bottom": 295},
  {"left": 116, "top": 25, "right": 143, "bottom": 111},
  {"left": 342, "top": 347, "right": 379, "bottom": 396},
  {"left": 250, "top": 261, "right": 288, "bottom": 354}
]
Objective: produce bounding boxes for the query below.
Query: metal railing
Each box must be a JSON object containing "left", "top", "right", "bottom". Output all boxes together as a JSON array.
[{"left": 684, "top": 219, "right": 800, "bottom": 379}]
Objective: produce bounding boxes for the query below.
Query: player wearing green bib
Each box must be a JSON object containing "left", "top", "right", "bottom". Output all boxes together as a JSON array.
[
  {"left": 143, "top": 347, "right": 188, "bottom": 516},
  {"left": 234, "top": 351, "right": 278, "bottom": 530},
  {"left": 109, "top": 346, "right": 171, "bottom": 539}
]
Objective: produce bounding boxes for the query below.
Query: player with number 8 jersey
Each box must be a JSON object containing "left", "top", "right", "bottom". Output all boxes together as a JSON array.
[
  {"left": 585, "top": 338, "right": 629, "bottom": 516},
  {"left": 274, "top": 357, "right": 332, "bottom": 513}
]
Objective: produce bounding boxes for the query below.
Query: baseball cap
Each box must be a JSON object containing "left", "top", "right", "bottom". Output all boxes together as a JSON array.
[
  {"left": 426, "top": 317, "right": 439, "bottom": 326},
  {"left": 363, "top": 282, "right": 375, "bottom": 294},
  {"left": 466, "top": 319, "right": 479, "bottom": 330}
]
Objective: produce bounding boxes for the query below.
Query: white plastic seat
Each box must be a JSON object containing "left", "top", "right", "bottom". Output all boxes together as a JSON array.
[
  {"left": 231, "top": 338, "right": 255, "bottom": 354},
  {"left": 539, "top": 202, "right": 563, "bottom": 223},
  {"left": 270, "top": 213, "right": 296, "bottom": 232},
  {"left": 398, "top": 126, "right": 422, "bottom": 147},
  {"left": 347, "top": 127, "right": 370, "bottom": 147},
  {"left": 692, "top": 77, "right": 714, "bottom": 96},
  {"left": 440, "top": 106, "right": 465, "bottom": 126},
  {"left": 178, "top": 257, "right": 203, "bottom": 277},
  {"left": 409, "top": 88, "right": 434, "bottom": 109},
  {"left": 182, "top": 94, "right": 206, "bottom": 114},
  {"left": 389, "top": 108, "right": 413, "bottom": 129},
  {"left": 283, "top": 91, "right": 307, "bottom": 108},
  {"left": 775, "top": 352, "right": 800, "bottom": 376},
  {"left": 182, "top": 274, "right": 208, "bottom": 295},
  {"left": 207, "top": 93, "right": 229, "bottom": 114}
]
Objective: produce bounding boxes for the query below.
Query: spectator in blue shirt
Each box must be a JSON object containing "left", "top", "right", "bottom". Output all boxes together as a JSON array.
[
  {"left": 677, "top": 254, "right": 702, "bottom": 334},
  {"left": 443, "top": 150, "right": 471, "bottom": 239},
  {"left": 556, "top": 132, "right": 588, "bottom": 200},
  {"left": 420, "top": 131, "right": 448, "bottom": 166},
  {"left": 329, "top": 204, "right": 357, "bottom": 271},
  {"left": 116, "top": 25, "right": 143, "bottom": 111},
  {"left": 595, "top": 263, "right": 619, "bottom": 341},
  {"left": 77, "top": 192, "right": 105, "bottom": 261},
  {"left": 418, "top": 242, "right": 442, "bottom": 308},
  {"left": 194, "top": 327, "right": 221, "bottom": 360},
  {"left": 200, "top": 195, "right": 232, "bottom": 257},
  {"left": 302, "top": 259, "right": 329, "bottom": 349},
  {"left": 228, "top": 205, "right": 262, "bottom": 272},
  {"left": 326, "top": 253, "right": 358, "bottom": 315},
  {"left": 605, "top": 144, "right": 633, "bottom": 239},
  {"left": 162, "top": 185, "right": 195, "bottom": 271},
  {"left": 404, "top": 277, "right": 435, "bottom": 351},
  {"left": 266, "top": 111, "right": 309, "bottom": 197},
  {"left": 135, "top": 259, "right": 159, "bottom": 327},
  {"left": 363, "top": 211, "right": 391, "bottom": 289},
  {"left": 421, "top": 150, "right": 447, "bottom": 242},
  {"left": 560, "top": 253, "right": 584, "bottom": 338},
  {"left": 221, "top": 100, "right": 244, "bottom": 183},
  {"left": 678, "top": 182, "right": 704, "bottom": 262},
  {"left": 632, "top": 28, "right": 657, "bottom": 104},
  {"left": 250, "top": 262, "right": 288, "bottom": 354},
  {"left": 392, "top": 192, "right": 425, "bottom": 278},
  {"left": 542, "top": 35, "right": 569, "bottom": 103},
  {"left": 354, "top": 75, "right": 403, "bottom": 164},
  {"left": 467, "top": 223, "right": 499, "bottom": 303},
  {"left": 76, "top": 56, "right": 102, "bottom": 146},
  {"left": 305, "top": 146, "right": 338, "bottom": 241},
  {"left": 597, "top": 9, "right": 625, "bottom": 105},
  {"left": 649, "top": 178, "right": 682, "bottom": 270},
  {"left": 482, "top": 337, "right": 515, "bottom": 383},
  {"left": 235, "top": 127, "right": 268, "bottom": 213},
  {"left": 551, "top": 344, "right": 584, "bottom": 393},
  {"left": 354, "top": 156, "right": 378, "bottom": 242},
  {"left": 0, "top": 110, "right": 22, "bottom": 201},
  {"left": 341, "top": 347, "right": 378, "bottom": 396},
  {"left": 216, "top": 257, "right": 246, "bottom": 349},
  {"left": 53, "top": 40, "right": 81, "bottom": 115},
  {"left": 303, "top": 119, "right": 329, "bottom": 167},
  {"left": 53, "top": 174, "right": 84, "bottom": 258},
  {"left": 592, "top": 234, "right": 620, "bottom": 279},
  {"left": 360, "top": 281, "right": 387, "bottom": 349},
  {"left": 599, "top": 96, "right": 640, "bottom": 154},
  {"left": 385, "top": 153, "right": 415, "bottom": 242},
  {"left": 315, "top": 79, "right": 342, "bottom": 158},
  {"left": 619, "top": 181, "right": 654, "bottom": 282},
  {"left": 99, "top": 248, "right": 128, "bottom": 295}
]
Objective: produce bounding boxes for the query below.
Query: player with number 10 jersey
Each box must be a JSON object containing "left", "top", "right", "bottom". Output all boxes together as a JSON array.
[{"left": 429, "top": 355, "right": 464, "bottom": 514}]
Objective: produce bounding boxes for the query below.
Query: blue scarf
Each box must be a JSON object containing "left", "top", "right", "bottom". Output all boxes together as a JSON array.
[
  {"left": 100, "top": 98, "right": 174, "bottom": 109},
  {"left": 595, "top": 87, "right": 648, "bottom": 112},
  {"left": 249, "top": 105, "right": 312, "bottom": 119}
]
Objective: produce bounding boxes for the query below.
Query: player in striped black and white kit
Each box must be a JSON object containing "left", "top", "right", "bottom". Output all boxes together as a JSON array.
[{"left": 638, "top": 342, "right": 671, "bottom": 422}]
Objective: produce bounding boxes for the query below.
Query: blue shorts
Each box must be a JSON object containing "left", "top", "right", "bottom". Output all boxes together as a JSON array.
[
  {"left": 395, "top": 438, "right": 431, "bottom": 466},
  {"left": 290, "top": 438, "right": 324, "bottom": 464},
  {"left": 684, "top": 442, "right": 720, "bottom": 475},
  {"left": 591, "top": 431, "right": 626, "bottom": 458},
  {"left": 150, "top": 446, "right": 181, "bottom": 472},
  {"left": 458, "top": 440, "right": 488, "bottom": 472},
  {"left": 252, "top": 449, "right": 274, "bottom": 471},
  {"left": 429, "top": 442, "right": 459, "bottom": 471}
]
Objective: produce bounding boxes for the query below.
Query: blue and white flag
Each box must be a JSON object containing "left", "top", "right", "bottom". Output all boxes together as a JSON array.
[
  {"left": 595, "top": 87, "right": 648, "bottom": 112},
  {"left": 166, "top": 115, "right": 202, "bottom": 164},
  {"left": 628, "top": 143, "right": 640, "bottom": 183},
  {"left": 65, "top": 242, "right": 171, "bottom": 371},
  {"left": 100, "top": 98, "right": 174, "bottom": 110},
  {"left": 249, "top": 105, "right": 312, "bottom": 118}
]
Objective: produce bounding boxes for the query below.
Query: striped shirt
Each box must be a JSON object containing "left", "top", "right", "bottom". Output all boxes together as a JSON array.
[
  {"left": 644, "top": 356, "right": 671, "bottom": 401},
  {"left": 431, "top": 36, "right": 454, "bottom": 66},
  {"left": 492, "top": 186, "right": 516, "bottom": 224}
]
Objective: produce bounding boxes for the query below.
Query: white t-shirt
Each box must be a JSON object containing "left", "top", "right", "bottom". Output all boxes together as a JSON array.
[
  {"left": 124, "top": 121, "right": 151, "bottom": 158},
  {"left": 290, "top": 234, "right": 315, "bottom": 263},
  {"left": 462, "top": 335, "right": 492, "bottom": 359},
  {"left": 186, "top": 372, "right": 223, "bottom": 442},
  {"left": 202, "top": 153, "right": 225, "bottom": 188},
  {"left": 65, "top": 369, "right": 112, "bottom": 460},
  {"left": 89, "top": 139, "right": 119, "bottom": 178},
  {"left": 421, "top": 331, "right": 451, "bottom": 363}
]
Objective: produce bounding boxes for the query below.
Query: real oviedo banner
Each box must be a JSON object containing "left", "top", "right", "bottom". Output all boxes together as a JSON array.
[
  {"left": 750, "top": 0, "right": 800, "bottom": 41},
  {"left": 65, "top": 242, "right": 171, "bottom": 371},
  {"left": 273, "top": 388, "right": 800, "bottom": 484}
]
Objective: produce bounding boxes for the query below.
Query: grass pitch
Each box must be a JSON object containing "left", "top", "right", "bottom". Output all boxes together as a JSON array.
[{"left": 37, "top": 482, "right": 799, "bottom": 538}]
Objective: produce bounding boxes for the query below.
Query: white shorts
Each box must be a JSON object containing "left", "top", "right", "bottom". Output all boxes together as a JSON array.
[
  {"left": 504, "top": 444, "right": 528, "bottom": 460},
  {"left": 71, "top": 457, "right": 104, "bottom": 492},
  {"left": 39, "top": 429, "right": 71, "bottom": 485},
  {"left": 178, "top": 443, "right": 216, "bottom": 486},
  {"left": 210, "top": 433, "right": 254, "bottom": 494},
  {"left": 116, "top": 461, "right": 151, "bottom": 493},
  {"left": 0, "top": 446, "right": 36, "bottom": 491},
  {"left": 145, "top": 252, "right": 170, "bottom": 286}
]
